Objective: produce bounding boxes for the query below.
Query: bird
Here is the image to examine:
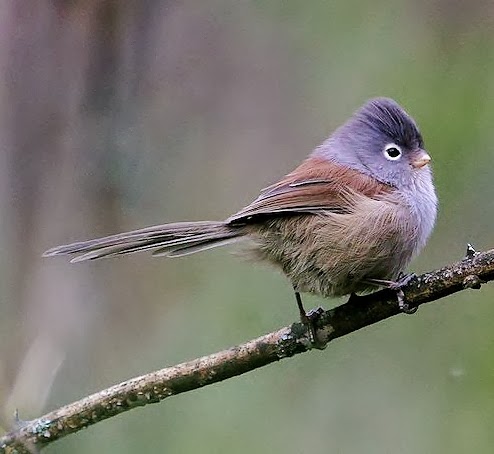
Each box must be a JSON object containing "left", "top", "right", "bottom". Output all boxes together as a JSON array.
[{"left": 44, "top": 97, "right": 437, "bottom": 341}]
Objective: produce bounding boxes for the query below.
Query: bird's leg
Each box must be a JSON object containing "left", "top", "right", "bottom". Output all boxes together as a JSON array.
[
  {"left": 294, "top": 290, "right": 326, "bottom": 349},
  {"left": 366, "top": 273, "right": 418, "bottom": 314},
  {"left": 13, "top": 408, "right": 32, "bottom": 429}
]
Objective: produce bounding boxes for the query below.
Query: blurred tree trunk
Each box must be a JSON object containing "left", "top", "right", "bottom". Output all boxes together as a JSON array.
[
  {"left": 0, "top": 0, "right": 304, "bottom": 426},
  {"left": 0, "top": 0, "right": 167, "bottom": 420}
]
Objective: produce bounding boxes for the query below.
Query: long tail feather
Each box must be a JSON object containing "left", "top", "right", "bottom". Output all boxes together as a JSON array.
[{"left": 43, "top": 221, "right": 242, "bottom": 262}]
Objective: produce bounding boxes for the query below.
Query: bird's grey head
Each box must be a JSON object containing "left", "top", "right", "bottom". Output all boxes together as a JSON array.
[{"left": 313, "top": 97, "right": 432, "bottom": 189}]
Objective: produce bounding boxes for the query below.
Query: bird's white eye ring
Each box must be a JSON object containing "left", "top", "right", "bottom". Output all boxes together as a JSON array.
[{"left": 383, "top": 143, "right": 402, "bottom": 161}]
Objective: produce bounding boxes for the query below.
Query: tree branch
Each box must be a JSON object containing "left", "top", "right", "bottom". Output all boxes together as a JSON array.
[{"left": 2, "top": 246, "right": 494, "bottom": 453}]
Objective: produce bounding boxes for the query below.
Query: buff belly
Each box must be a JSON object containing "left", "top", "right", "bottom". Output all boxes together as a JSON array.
[{"left": 249, "top": 198, "right": 419, "bottom": 298}]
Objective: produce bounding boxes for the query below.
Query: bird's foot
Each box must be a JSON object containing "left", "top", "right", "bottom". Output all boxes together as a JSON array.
[
  {"left": 367, "top": 273, "right": 418, "bottom": 314},
  {"left": 465, "top": 243, "right": 477, "bottom": 258},
  {"left": 294, "top": 291, "right": 327, "bottom": 350},
  {"left": 395, "top": 288, "right": 417, "bottom": 314}
]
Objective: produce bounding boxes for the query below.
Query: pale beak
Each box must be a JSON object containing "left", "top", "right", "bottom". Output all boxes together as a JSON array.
[{"left": 411, "top": 150, "right": 431, "bottom": 169}]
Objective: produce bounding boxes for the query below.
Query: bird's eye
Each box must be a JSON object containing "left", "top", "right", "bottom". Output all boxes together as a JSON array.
[{"left": 383, "top": 143, "right": 402, "bottom": 161}]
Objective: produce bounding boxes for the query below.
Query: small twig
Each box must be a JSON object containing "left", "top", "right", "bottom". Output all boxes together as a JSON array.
[{"left": 2, "top": 247, "right": 494, "bottom": 453}]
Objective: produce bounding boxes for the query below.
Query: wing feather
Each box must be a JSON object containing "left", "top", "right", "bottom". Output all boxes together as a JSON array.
[{"left": 227, "top": 157, "right": 391, "bottom": 224}]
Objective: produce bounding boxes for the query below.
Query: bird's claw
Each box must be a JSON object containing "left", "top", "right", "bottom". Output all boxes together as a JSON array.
[
  {"left": 393, "top": 273, "right": 418, "bottom": 314},
  {"left": 389, "top": 272, "right": 417, "bottom": 290},
  {"left": 396, "top": 288, "right": 417, "bottom": 314},
  {"left": 294, "top": 291, "right": 327, "bottom": 349},
  {"left": 302, "top": 306, "right": 327, "bottom": 350},
  {"left": 465, "top": 243, "right": 477, "bottom": 258},
  {"left": 367, "top": 273, "right": 418, "bottom": 314}
]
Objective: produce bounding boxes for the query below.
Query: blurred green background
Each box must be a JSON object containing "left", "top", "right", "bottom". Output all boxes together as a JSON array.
[{"left": 1, "top": 1, "right": 494, "bottom": 453}]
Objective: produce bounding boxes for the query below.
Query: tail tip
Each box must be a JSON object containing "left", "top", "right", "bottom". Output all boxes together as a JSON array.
[{"left": 42, "top": 248, "right": 60, "bottom": 258}]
